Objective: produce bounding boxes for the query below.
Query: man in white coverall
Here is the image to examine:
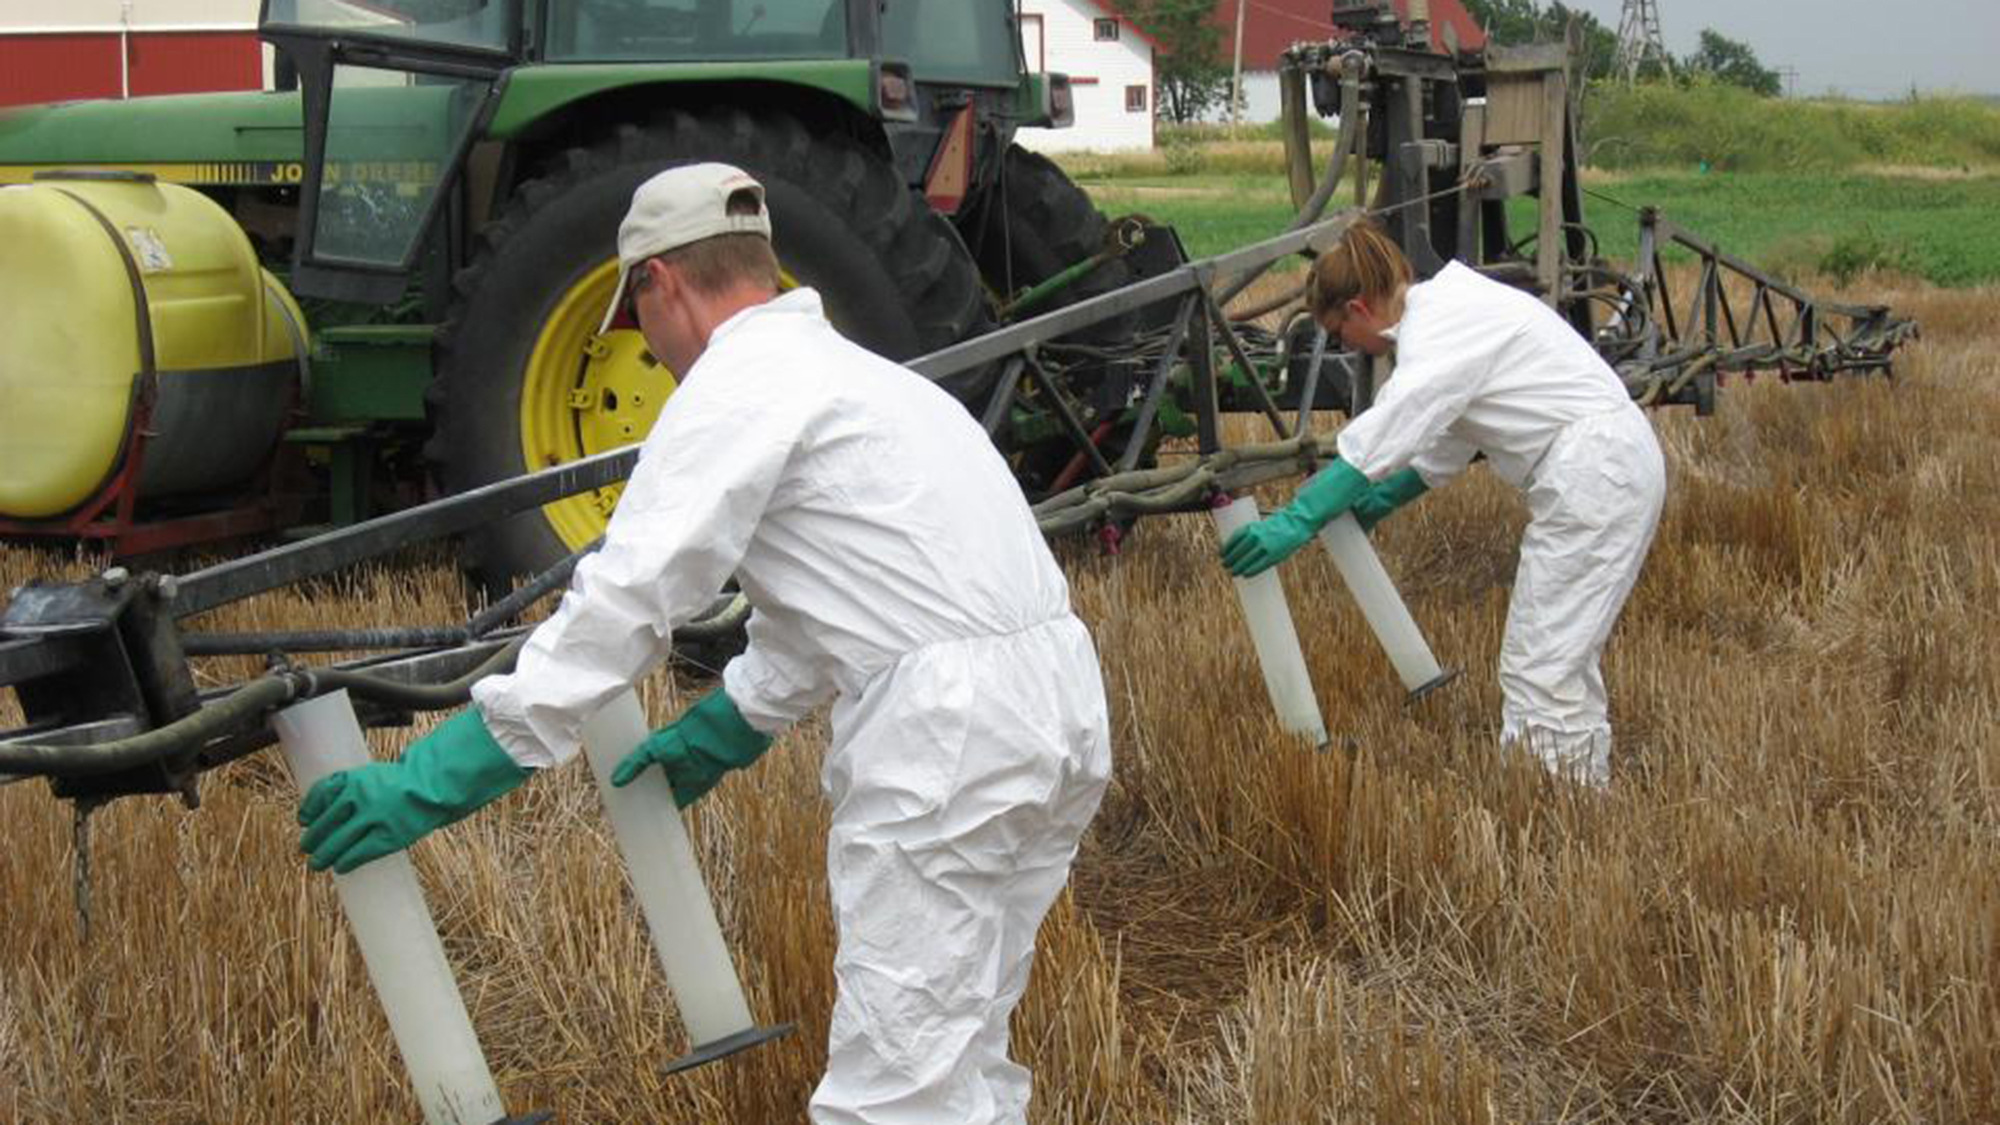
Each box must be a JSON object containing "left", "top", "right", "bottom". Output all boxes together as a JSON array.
[
  {"left": 1222, "top": 223, "right": 1665, "bottom": 786},
  {"left": 296, "top": 163, "right": 1113, "bottom": 1123}
]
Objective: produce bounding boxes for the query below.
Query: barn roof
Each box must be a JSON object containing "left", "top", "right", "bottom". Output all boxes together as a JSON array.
[{"left": 1214, "top": 0, "right": 1488, "bottom": 71}]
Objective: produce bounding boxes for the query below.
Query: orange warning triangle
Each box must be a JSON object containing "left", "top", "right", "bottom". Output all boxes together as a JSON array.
[{"left": 924, "top": 105, "right": 976, "bottom": 216}]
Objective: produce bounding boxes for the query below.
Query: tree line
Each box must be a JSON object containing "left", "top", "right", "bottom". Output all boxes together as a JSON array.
[
  {"left": 1138, "top": 0, "right": 1785, "bottom": 124},
  {"left": 1465, "top": 0, "right": 1783, "bottom": 95}
]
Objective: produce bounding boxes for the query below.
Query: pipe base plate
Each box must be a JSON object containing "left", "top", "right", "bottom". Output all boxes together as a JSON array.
[
  {"left": 663, "top": 1022, "right": 796, "bottom": 1076},
  {"left": 1405, "top": 667, "right": 1460, "bottom": 704}
]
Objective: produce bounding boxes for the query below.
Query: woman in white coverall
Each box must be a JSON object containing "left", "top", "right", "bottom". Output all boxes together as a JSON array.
[
  {"left": 1222, "top": 222, "right": 1665, "bottom": 786},
  {"left": 295, "top": 163, "right": 1112, "bottom": 1123}
]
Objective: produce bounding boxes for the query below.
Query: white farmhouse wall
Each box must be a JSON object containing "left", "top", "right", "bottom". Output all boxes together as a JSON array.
[
  {"left": 1193, "top": 72, "right": 1284, "bottom": 125},
  {"left": 1238, "top": 72, "right": 1282, "bottom": 124},
  {"left": 1014, "top": 0, "right": 1153, "bottom": 153}
]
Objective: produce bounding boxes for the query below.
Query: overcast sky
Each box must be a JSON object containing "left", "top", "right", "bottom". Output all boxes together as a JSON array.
[{"left": 1552, "top": 0, "right": 1997, "bottom": 99}]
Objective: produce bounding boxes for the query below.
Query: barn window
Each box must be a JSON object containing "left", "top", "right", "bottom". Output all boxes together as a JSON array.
[
  {"left": 1125, "top": 84, "right": 1147, "bottom": 113},
  {"left": 1094, "top": 18, "right": 1119, "bottom": 41}
]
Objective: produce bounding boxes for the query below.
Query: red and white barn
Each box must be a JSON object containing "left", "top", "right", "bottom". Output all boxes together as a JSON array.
[
  {"left": 1212, "top": 0, "right": 1488, "bottom": 122},
  {"left": 0, "top": 0, "right": 278, "bottom": 109}
]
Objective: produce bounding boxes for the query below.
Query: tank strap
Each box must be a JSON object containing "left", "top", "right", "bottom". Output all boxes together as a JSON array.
[{"left": 48, "top": 187, "right": 158, "bottom": 398}]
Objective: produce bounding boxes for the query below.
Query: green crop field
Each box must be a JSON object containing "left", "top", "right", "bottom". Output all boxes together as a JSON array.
[
  {"left": 1071, "top": 86, "right": 2000, "bottom": 291},
  {"left": 1538, "top": 172, "right": 2000, "bottom": 288},
  {"left": 1068, "top": 164, "right": 2000, "bottom": 290}
]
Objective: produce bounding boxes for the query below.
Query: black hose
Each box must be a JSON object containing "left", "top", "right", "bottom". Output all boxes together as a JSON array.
[
  {"left": 0, "top": 638, "right": 525, "bottom": 780},
  {"left": 183, "top": 628, "right": 475, "bottom": 656},
  {"left": 468, "top": 536, "right": 603, "bottom": 638},
  {"left": 676, "top": 594, "right": 751, "bottom": 640},
  {"left": 178, "top": 537, "right": 744, "bottom": 656},
  {"left": 0, "top": 677, "right": 301, "bottom": 779},
  {"left": 303, "top": 636, "right": 525, "bottom": 710},
  {"left": 1216, "top": 52, "right": 1365, "bottom": 309}
]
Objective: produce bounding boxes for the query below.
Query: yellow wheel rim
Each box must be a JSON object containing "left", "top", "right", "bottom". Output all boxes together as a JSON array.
[{"left": 519, "top": 259, "right": 677, "bottom": 551}]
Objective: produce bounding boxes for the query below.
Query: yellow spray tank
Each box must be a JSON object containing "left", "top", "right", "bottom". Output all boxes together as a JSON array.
[{"left": 0, "top": 172, "right": 305, "bottom": 546}]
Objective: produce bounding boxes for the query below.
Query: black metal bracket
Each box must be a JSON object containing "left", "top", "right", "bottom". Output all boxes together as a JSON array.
[{"left": 3, "top": 572, "right": 200, "bottom": 802}]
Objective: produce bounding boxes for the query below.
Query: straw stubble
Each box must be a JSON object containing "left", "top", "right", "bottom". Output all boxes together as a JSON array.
[{"left": 0, "top": 279, "right": 1995, "bottom": 1122}]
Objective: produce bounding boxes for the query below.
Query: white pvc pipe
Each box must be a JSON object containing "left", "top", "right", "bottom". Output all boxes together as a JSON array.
[
  {"left": 1212, "top": 496, "right": 1329, "bottom": 745},
  {"left": 579, "top": 689, "right": 756, "bottom": 1046},
  {"left": 1317, "top": 512, "right": 1448, "bottom": 694},
  {"left": 272, "top": 692, "right": 506, "bottom": 1125}
]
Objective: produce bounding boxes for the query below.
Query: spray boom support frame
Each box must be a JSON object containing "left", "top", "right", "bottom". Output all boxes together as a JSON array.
[
  {"left": 0, "top": 203, "right": 1376, "bottom": 792},
  {"left": 0, "top": 30, "right": 1921, "bottom": 1121},
  {"left": 3, "top": 27, "right": 1920, "bottom": 793}
]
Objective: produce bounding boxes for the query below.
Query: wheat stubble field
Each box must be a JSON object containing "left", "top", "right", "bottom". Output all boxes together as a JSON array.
[{"left": 1, "top": 274, "right": 1995, "bottom": 1123}]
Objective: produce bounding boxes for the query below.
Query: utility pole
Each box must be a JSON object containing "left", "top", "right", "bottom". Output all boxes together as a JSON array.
[
  {"left": 1615, "top": 0, "right": 1673, "bottom": 85},
  {"left": 119, "top": 0, "right": 134, "bottom": 99}
]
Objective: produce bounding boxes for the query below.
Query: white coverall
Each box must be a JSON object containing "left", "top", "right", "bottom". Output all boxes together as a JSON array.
[
  {"left": 1336, "top": 262, "right": 1666, "bottom": 785},
  {"left": 471, "top": 289, "right": 1113, "bottom": 1122}
]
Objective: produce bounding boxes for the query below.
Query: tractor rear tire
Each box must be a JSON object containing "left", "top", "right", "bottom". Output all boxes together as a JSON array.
[
  {"left": 971, "top": 145, "right": 1135, "bottom": 340},
  {"left": 429, "top": 108, "right": 992, "bottom": 591},
  {"left": 969, "top": 145, "right": 1145, "bottom": 495}
]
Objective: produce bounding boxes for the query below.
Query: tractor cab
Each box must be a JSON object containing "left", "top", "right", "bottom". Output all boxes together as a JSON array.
[
  {"left": 259, "top": 0, "right": 1069, "bottom": 302},
  {"left": 262, "top": 0, "right": 518, "bottom": 301}
]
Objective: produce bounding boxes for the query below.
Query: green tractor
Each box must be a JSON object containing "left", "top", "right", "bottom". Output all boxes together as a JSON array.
[{"left": 0, "top": 0, "right": 1140, "bottom": 584}]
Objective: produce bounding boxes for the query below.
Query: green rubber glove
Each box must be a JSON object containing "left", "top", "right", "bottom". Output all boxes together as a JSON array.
[
  {"left": 1352, "top": 467, "right": 1430, "bottom": 532},
  {"left": 610, "top": 688, "right": 773, "bottom": 808},
  {"left": 1220, "top": 458, "right": 1371, "bottom": 578},
  {"left": 298, "top": 708, "right": 529, "bottom": 875}
]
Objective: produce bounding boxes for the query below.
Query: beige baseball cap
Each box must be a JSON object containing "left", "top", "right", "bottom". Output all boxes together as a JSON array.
[{"left": 599, "top": 162, "right": 772, "bottom": 333}]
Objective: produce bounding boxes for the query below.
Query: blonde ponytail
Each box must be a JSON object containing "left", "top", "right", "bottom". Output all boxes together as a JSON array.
[{"left": 1308, "top": 221, "right": 1413, "bottom": 322}]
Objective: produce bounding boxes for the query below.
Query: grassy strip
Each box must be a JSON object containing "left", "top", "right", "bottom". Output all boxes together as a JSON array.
[
  {"left": 1057, "top": 83, "right": 2000, "bottom": 287},
  {"left": 1526, "top": 172, "right": 2000, "bottom": 287},
  {"left": 1130, "top": 86, "right": 2000, "bottom": 176},
  {"left": 1063, "top": 163, "right": 2000, "bottom": 288},
  {"left": 1585, "top": 83, "right": 2000, "bottom": 173}
]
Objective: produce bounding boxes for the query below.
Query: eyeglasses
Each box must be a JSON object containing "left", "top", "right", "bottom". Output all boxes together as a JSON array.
[{"left": 621, "top": 262, "right": 656, "bottom": 323}]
